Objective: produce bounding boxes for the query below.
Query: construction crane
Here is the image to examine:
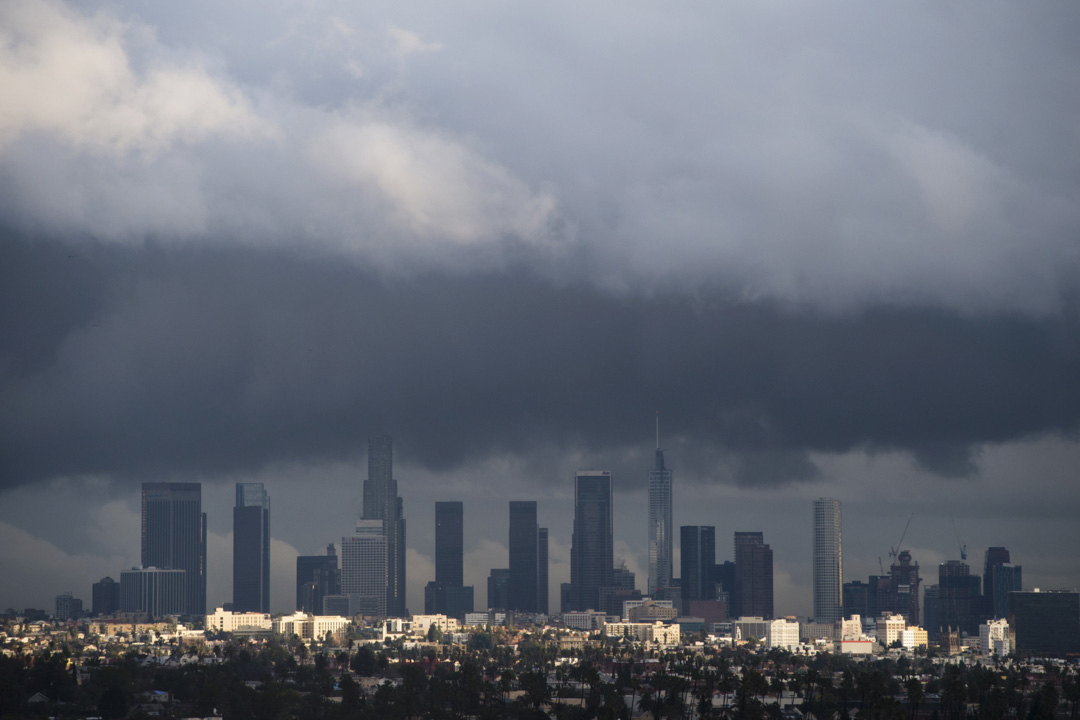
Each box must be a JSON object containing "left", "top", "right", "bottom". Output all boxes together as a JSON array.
[
  {"left": 889, "top": 513, "right": 914, "bottom": 563},
  {"left": 950, "top": 514, "right": 967, "bottom": 561}
]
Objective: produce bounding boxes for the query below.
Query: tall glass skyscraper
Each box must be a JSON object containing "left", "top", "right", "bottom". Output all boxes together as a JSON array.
[
  {"left": 141, "top": 482, "right": 206, "bottom": 616},
  {"left": 508, "top": 501, "right": 539, "bottom": 613},
  {"left": 570, "top": 470, "right": 613, "bottom": 612},
  {"left": 233, "top": 483, "right": 270, "bottom": 612},
  {"left": 813, "top": 497, "right": 843, "bottom": 623},
  {"left": 648, "top": 416, "right": 673, "bottom": 596},
  {"left": 425, "top": 501, "right": 474, "bottom": 619},
  {"left": 680, "top": 525, "right": 716, "bottom": 612},
  {"left": 363, "top": 436, "right": 406, "bottom": 616},
  {"left": 734, "top": 531, "right": 773, "bottom": 619}
]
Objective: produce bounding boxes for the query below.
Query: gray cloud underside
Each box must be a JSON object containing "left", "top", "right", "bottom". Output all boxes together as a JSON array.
[{"left": 2, "top": 236, "right": 1077, "bottom": 489}]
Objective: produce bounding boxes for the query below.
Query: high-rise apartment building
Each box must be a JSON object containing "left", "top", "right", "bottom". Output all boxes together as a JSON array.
[
  {"left": 296, "top": 544, "right": 340, "bottom": 614},
  {"left": 509, "top": 501, "right": 539, "bottom": 613},
  {"left": 425, "top": 502, "right": 474, "bottom": 619},
  {"left": 141, "top": 483, "right": 206, "bottom": 616},
  {"left": 734, "top": 531, "right": 773, "bottom": 619},
  {"left": 233, "top": 483, "right": 270, "bottom": 613},
  {"left": 120, "top": 567, "right": 186, "bottom": 619},
  {"left": 362, "top": 436, "right": 406, "bottom": 616},
  {"left": 812, "top": 498, "right": 843, "bottom": 623},
  {"left": 342, "top": 520, "right": 387, "bottom": 617},
  {"left": 648, "top": 417, "right": 673, "bottom": 597},
  {"left": 54, "top": 592, "right": 83, "bottom": 621},
  {"left": 570, "top": 471, "right": 614, "bottom": 612},
  {"left": 680, "top": 526, "right": 716, "bottom": 613}
]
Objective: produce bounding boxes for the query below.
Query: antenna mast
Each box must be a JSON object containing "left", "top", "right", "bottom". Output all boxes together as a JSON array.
[{"left": 656, "top": 411, "right": 660, "bottom": 450}]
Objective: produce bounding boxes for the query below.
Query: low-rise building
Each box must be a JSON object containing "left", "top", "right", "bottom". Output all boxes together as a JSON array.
[
  {"left": 273, "top": 612, "right": 349, "bottom": 641},
  {"left": 205, "top": 607, "right": 272, "bottom": 633},
  {"left": 767, "top": 618, "right": 800, "bottom": 650}
]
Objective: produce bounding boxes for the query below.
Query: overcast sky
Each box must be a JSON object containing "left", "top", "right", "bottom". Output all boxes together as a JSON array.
[{"left": 1, "top": 0, "right": 1079, "bottom": 618}]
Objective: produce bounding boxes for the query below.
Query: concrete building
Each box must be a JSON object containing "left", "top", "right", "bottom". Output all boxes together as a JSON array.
[
  {"left": 205, "top": 607, "right": 272, "bottom": 633},
  {"left": 605, "top": 621, "right": 680, "bottom": 645},
  {"left": 767, "top": 618, "right": 800, "bottom": 650},
  {"left": 341, "top": 520, "right": 388, "bottom": 617},
  {"left": 900, "top": 627, "right": 928, "bottom": 649},
  {"left": 980, "top": 618, "right": 1010, "bottom": 658},
  {"left": 878, "top": 614, "right": 907, "bottom": 648},
  {"left": 812, "top": 498, "right": 843, "bottom": 623},
  {"left": 233, "top": 483, "right": 270, "bottom": 613},
  {"left": 410, "top": 614, "right": 460, "bottom": 634},
  {"left": 562, "top": 610, "right": 607, "bottom": 631},
  {"left": 54, "top": 592, "right": 83, "bottom": 621},
  {"left": 274, "top": 612, "right": 349, "bottom": 641}
]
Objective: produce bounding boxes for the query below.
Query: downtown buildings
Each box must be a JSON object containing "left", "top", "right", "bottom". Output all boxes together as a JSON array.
[
  {"left": 424, "top": 501, "right": 474, "bottom": 619},
  {"left": 360, "top": 436, "right": 407, "bottom": 617}
]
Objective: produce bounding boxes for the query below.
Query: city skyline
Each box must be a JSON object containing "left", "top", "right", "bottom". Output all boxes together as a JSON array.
[{"left": 1, "top": 2, "right": 1080, "bottom": 618}]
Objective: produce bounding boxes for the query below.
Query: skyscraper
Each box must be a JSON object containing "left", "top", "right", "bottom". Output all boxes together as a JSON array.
[
  {"left": 734, "top": 531, "right": 773, "bottom": 619},
  {"left": 141, "top": 483, "right": 206, "bottom": 616},
  {"left": 342, "top": 520, "right": 387, "bottom": 617},
  {"left": 425, "top": 502, "right": 474, "bottom": 619},
  {"left": 680, "top": 526, "right": 716, "bottom": 613},
  {"left": 538, "top": 527, "right": 549, "bottom": 614},
  {"left": 362, "top": 436, "right": 406, "bottom": 616},
  {"left": 92, "top": 577, "right": 120, "bottom": 617},
  {"left": 812, "top": 498, "right": 843, "bottom": 623},
  {"left": 233, "top": 482, "right": 270, "bottom": 613},
  {"left": 570, "top": 470, "right": 614, "bottom": 612},
  {"left": 648, "top": 415, "right": 673, "bottom": 597},
  {"left": 509, "top": 501, "right": 539, "bottom": 613},
  {"left": 889, "top": 550, "right": 922, "bottom": 626},
  {"left": 435, "top": 502, "right": 464, "bottom": 587},
  {"left": 296, "top": 544, "right": 340, "bottom": 614},
  {"left": 984, "top": 547, "right": 1022, "bottom": 619}
]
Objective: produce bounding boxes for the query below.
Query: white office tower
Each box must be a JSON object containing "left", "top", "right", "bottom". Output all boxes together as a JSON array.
[
  {"left": 342, "top": 520, "right": 388, "bottom": 618},
  {"left": 813, "top": 498, "right": 843, "bottom": 623},
  {"left": 647, "top": 415, "right": 673, "bottom": 596}
]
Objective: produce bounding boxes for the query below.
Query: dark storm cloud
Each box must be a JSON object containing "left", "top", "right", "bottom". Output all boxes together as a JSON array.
[{"left": 3, "top": 236, "right": 1077, "bottom": 490}]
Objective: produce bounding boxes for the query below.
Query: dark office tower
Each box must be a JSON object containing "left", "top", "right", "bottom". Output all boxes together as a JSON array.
[
  {"left": 937, "top": 560, "right": 980, "bottom": 637},
  {"left": 141, "top": 483, "right": 206, "bottom": 616},
  {"left": 843, "top": 580, "right": 870, "bottom": 618},
  {"left": 435, "top": 502, "right": 463, "bottom": 587},
  {"left": 296, "top": 544, "right": 340, "bottom": 613},
  {"left": 867, "top": 575, "right": 893, "bottom": 619},
  {"left": 508, "top": 501, "right": 539, "bottom": 613},
  {"left": 923, "top": 585, "right": 940, "bottom": 641},
  {"left": 233, "top": 483, "right": 270, "bottom": 613},
  {"left": 1008, "top": 590, "right": 1080, "bottom": 657},
  {"left": 648, "top": 416, "right": 673, "bottom": 597},
  {"left": 570, "top": 471, "right": 614, "bottom": 612},
  {"left": 488, "top": 569, "right": 510, "bottom": 610},
  {"left": 983, "top": 547, "right": 1021, "bottom": 619},
  {"left": 362, "top": 436, "right": 406, "bottom": 616},
  {"left": 92, "top": 577, "right": 120, "bottom": 617},
  {"left": 712, "top": 561, "right": 736, "bottom": 603},
  {"left": 680, "top": 526, "right": 716, "bottom": 613},
  {"left": 889, "top": 550, "right": 921, "bottom": 626},
  {"left": 734, "top": 531, "right": 773, "bottom": 619},
  {"left": 425, "top": 502, "right": 474, "bottom": 619},
  {"left": 812, "top": 498, "right": 843, "bottom": 623},
  {"left": 538, "top": 527, "right": 549, "bottom": 614}
]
